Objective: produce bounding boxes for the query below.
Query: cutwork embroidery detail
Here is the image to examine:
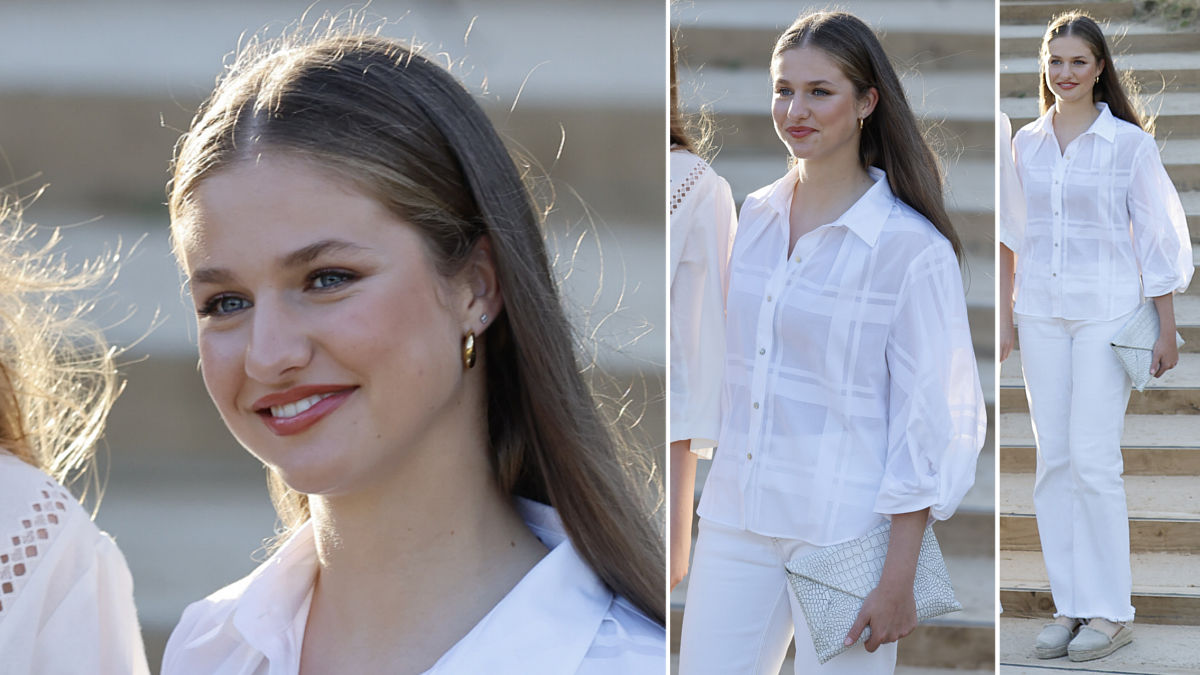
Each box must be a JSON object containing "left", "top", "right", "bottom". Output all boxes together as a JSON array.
[
  {"left": 0, "top": 481, "right": 70, "bottom": 616},
  {"left": 670, "top": 161, "right": 709, "bottom": 215}
]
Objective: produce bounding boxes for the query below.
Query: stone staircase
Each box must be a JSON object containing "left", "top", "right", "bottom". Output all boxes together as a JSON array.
[
  {"left": 999, "top": 3, "right": 1200, "bottom": 671},
  {"left": 673, "top": 1, "right": 995, "bottom": 671}
]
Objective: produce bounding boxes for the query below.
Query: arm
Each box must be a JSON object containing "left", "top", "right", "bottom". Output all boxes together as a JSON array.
[
  {"left": 999, "top": 244, "right": 1016, "bottom": 363},
  {"left": 845, "top": 507, "right": 930, "bottom": 651},
  {"left": 1150, "top": 292, "right": 1179, "bottom": 378},
  {"left": 669, "top": 439, "right": 698, "bottom": 590}
]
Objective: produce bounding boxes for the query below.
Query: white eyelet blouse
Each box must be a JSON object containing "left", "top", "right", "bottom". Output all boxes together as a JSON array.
[
  {"left": 696, "top": 166, "right": 987, "bottom": 545},
  {"left": 1005, "top": 103, "right": 1193, "bottom": 320},
  {"left": 670, "top": 149, "right": 738, "bottom": 457}
]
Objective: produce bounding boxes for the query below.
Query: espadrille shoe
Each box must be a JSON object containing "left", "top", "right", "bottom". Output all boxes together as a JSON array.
[
  {"left": 1035, "top": 616, "right": 1082, "bottom": 659},
  {"left": 1068, "top": 618, "right": 1132, "bottom": 662}
]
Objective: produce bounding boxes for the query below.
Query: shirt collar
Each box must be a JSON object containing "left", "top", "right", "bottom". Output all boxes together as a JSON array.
[
  {"left": 1028, "top": 101, "right": 1117, "bottom": 144},
  {"left": 192, "top": 498, "right": 615, "bottom": 674},
  {"left": 759, "top": 164, "right": 894, "bottom": 248}
]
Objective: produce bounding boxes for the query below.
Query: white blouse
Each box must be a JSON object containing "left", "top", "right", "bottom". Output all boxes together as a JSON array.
[
  {"left": 161, "top": 498, "right": 664, "bottom": 675},
  {"left": 0, "top": 451, "right": 149, "bottom": 675},
  {"left": 998, "top": 112, "right": 1026, "bottom": 252},
  {"left": 670, "top": 149, "right": 738, "bottom": 457},
  {"left": 1008, "top": 103, "right": 1192, "bottom": 320},
  {"left": 696, "top": 167, "right": 986, "bottom": 545}
]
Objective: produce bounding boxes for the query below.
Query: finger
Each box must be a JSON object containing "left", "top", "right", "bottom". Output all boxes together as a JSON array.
[
  {"left": 864, "top": 624, "right": 881, "bottom": 652},
  {"left": 845, "top": 610, "right": 868, "bottom": 646}
]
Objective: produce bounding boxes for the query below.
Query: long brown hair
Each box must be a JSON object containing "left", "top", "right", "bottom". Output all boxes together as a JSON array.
[
  {"left": 1039, "top": 12, "right": 1151, "bottom": 134},
  {"left": 168, "top": 25, "right": 664, "bottom": 623},
  {"left": 773, "top": 11, "right": 963, "bottom": 261},
  {"left": 0, "top": 198, "right": 120, "bottom": 496}
]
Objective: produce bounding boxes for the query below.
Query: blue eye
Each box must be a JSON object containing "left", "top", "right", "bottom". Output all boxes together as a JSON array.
[
  {"left": 309, "top": 269, "right": 357, "bottom": 290},
  {"left": 812, "top": 88, "right": 830, "bottom": 96},
  {"left": 199, "top": 294, "right": 251, "bottom": 317},
  {"left": 776, "top": 87, "right": 794, "bottom": 96}
]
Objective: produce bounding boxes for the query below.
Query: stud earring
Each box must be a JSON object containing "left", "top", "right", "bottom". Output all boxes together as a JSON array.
[
  {"left": 462, "top": 331, "right": 476, "bottom": 369},
  {"left": 480, "top": 313, "right": 489, "bottom": 325}
]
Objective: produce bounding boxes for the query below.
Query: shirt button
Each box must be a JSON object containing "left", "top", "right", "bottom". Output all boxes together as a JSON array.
[
  {"left": 753, "top": 402, "right": 760, "bottom": 409},
  {"left": 759, "top": 348, "right": 766, "bottom": 355},
  {"left": 747, "top": 452, "right": 753, "bottom": 460},
  {"left": 794, "top": 256, "right": 801, "bottom": 263},
  {"left": 1052, "top": 273, "right": 1057, "bottom": 277},
  {"left": 767, "top": 295, "right": 773, "bottom": 302},
  {"left": 1054, "top": 243, "right": 1059, "bottom": 247}
]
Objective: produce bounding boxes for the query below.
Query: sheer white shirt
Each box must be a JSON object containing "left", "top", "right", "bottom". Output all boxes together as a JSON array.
[
  {"left": 161, "top": 498, "right": 664, "bottom": 674},
  {"left": 1008, "top": 103, "right": 1192, "bottom": 320},
  {"left": 696, "top": 167, "right": 986, "bottom": 545},
  {"left": 998, "top": 112, "right": 1026, "bottom": 253},
  {"left": 0, "top": 451, "right": 150, "bottom": 675},
  {"left": 670, "top": 149, "right": 738, "bottom": 457}
]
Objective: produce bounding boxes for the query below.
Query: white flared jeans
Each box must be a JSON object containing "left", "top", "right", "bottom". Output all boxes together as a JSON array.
[
  {"left": 1017, "top": 310, "right": 1136, "bottom": 622},
  {"left": 678, "top": 518, "right": 897, "bottom": 674}
]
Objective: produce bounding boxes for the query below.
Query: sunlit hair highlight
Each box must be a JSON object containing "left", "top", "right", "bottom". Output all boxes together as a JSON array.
[
  {"left": 772, "top": 10, "right": 963, "bottom": 261},
  {"left": 168, "top": 16, "right": 664, "bottom": 623},
  {"left": 0, "top": 196, "right": 120, "bottom": 497}
]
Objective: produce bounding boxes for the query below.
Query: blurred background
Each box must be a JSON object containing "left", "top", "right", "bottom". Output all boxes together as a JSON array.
[
  {"left": 672, "top": 1, "right": 995, "bottom": 673},
  {"left": 0, "top": 0, "right": 664, "bottom": 669}
]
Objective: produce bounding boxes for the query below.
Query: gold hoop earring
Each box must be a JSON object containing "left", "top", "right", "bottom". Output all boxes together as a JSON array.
[
  {"left": 858, "top": 117, "right": 864, "bottom": 130},
  {"left": 462, "top": 331, "right": 476, "bottom": 369}
]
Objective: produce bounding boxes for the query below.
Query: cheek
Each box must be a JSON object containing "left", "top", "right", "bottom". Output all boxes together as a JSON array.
[{"left": 197, "top": 331, "right": 244, "bottom": 410}]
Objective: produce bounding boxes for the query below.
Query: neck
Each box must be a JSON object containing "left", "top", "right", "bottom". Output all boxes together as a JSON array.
[
  {"left": 300, "top": 380, "right": 548, "bottom": 671},
  {"left": 1053, "top": 96, "right": 1099, "bottom": 124},
  {"left": 791, "top": 147, "right": 873, "bottom": 218}
]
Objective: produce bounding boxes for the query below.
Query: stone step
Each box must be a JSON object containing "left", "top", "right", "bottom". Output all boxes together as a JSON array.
[
  {"left": 1000, "top": 22, "right": 1200, "bottom": 55},
  {"left": 1002, "top": 92, "right": 1200, "bottom": 138},
  {"left": 1000, "top": 471, "right": 1200, "bottom": 553},
  {"left": 1000, "top": 351, "right": 1200, "bottom": 415},
  {"left": 999, "top": 616, "right": 1200, "bottom": 674},
  {"left": 1162, "top": 138, "right": 1200, "bottom": 193},
  {"left": 1002, "top": 51, "right": 1200, "bottom": 96},
  {"left": 1001, "top": 549, "right": 1200, "bottom": 624},
  {"left": 1182, "top": 191, "right": 1200, "bottom": 237},
  {"left": 675, "top": 2, "right": 993, "bottom": 73},
  {"left": 671, "top": 656, "right": 997, "bottom": 675},
  {"left": 1000, "top": 1, "right": 1133, "bottom": 25},
  {"left": 683, "top": 69, "right": 995, "bottom": 153},
  {"left": 670, "top": 554, "right": 995, "bottom": 669}
]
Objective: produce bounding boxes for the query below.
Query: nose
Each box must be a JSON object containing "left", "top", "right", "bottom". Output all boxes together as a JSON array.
[
  {"left": 788, "top": 95, "right": 809, "bottom": 121},
  {"left": 243, "top": 295, "right": 312, "bottom": 383}
]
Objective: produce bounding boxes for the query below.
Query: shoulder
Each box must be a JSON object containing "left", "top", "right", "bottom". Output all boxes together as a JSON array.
[
  {"left": 0, "top": 451, "right": 108, "bottom": 555},
  {"left": 882, "top": 199, "right": 956, "bottom": 260},
  {"left": 576, "top": 596, "right": 665, "bottom": 674},
  {"left": 671, "top": 150, "right": 731, "bottom": 212}
]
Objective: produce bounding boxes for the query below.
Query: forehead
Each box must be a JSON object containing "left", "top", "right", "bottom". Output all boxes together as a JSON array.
[
  {"left": 1045, "top": 34, "right": 1093, "bottom": 58},
  {"left": 174, "top": 154, "right": 401, "bottom": 273},
  {"left": 771, "top": 46, "right": 847, "bottom": 81}
]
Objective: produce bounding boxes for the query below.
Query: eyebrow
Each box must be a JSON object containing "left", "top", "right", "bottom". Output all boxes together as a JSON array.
[
  {"left": 774, "top": 78, "right": 836, "bottom": 87},
  {"left": 1047, "top": 52, "right": 1090, "bottom": 60},
  {"left": 189, "top": 239, "right": 370, "bottom": 285}
]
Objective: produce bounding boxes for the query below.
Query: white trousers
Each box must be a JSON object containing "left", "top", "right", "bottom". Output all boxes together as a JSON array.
[
  {"left": 1017, "top": 310, "right": 1136, "bottom": 622},
  {"left": 678, "top": 518, "right": 897, "bottom": 674}
]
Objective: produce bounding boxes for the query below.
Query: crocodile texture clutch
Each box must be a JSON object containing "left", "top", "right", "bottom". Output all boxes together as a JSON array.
[
  {"left": 1111, "top": 301, "right": 1185, "bottom": 392},
  {"left": 784, "top": 522, "right": 961, "bottom": 664}
]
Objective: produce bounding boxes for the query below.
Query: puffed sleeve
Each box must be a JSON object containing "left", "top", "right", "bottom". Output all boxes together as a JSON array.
[
  {"left": 1128, "top": 133, "right": 1193, "bottom": 297},
  {"left": 875, "top": 242, "right": 986, "bottom": 520},
  {"left": 670, "top": 156, "right": 737, "bottom": 459},
  {"left": 997, "top": 113, "right": 1025, "bottom": 252}
]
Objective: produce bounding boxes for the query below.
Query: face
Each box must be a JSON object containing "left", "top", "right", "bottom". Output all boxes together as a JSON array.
[
  {"left": 771, "top": 46, "right": 876, "bottom": 163},
  {"left": 178, "top": 155, "right": 491, "bottom": 497},
  {"left": 1044, "top": 34, "right": 1104, "bottom": 104}
]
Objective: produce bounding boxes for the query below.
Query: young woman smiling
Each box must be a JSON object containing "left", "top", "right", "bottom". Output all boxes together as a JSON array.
[
  {"left": 1001, "top": 12, "right": 1192, "bottom": 662},
  {"left": 159, "top": 23, "right": 664, "bottom": 675},
  {"left": 676, "top": 11, "right": 985, "bottom": 674}
]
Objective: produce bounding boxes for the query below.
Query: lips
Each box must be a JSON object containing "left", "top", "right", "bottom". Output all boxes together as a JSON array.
[
  {"left": 1056, "top": 82, "right": 1078, "bottom": 90},
  {"left": 251, "top": 384, "right": 357, "bottom": 436},
  {"left": 787, "top": 126, "right": 816, "bottom": 139}
]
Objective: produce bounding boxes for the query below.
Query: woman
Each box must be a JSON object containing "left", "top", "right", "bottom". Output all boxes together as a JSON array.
[
  {"left": 669, "top": 38, "right": 737, "bottom": 591},
  {"left": 677, "top": 11, "right": 985, "bottom": 674},
  {"left": 1003, "top": 12, "right": 1191, "bottom": 662},
  {"left": 160, "top": 25, "right": 664, "bottom": 674},
  {"left": 0, "top": 206, "right": 149, "bottom": 673}
]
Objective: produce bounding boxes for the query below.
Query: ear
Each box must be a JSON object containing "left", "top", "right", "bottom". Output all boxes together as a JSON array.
[
  {"left": 858, "top": 86, "right": 879, "bottom": 120},
  {"left": 1096, "top": 58, "right": 1105, "bottom": 77},
  {"left": 457, "top": 235, "right": 504, "bottom": 335}
]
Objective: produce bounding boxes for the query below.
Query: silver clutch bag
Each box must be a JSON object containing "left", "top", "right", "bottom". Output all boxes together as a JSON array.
[
  {"left": 1110, "top": 301, "right": 1184, "bottom": 392},
  {"left": 784, "top": 522, "right": 961, "bottom": 664}
]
